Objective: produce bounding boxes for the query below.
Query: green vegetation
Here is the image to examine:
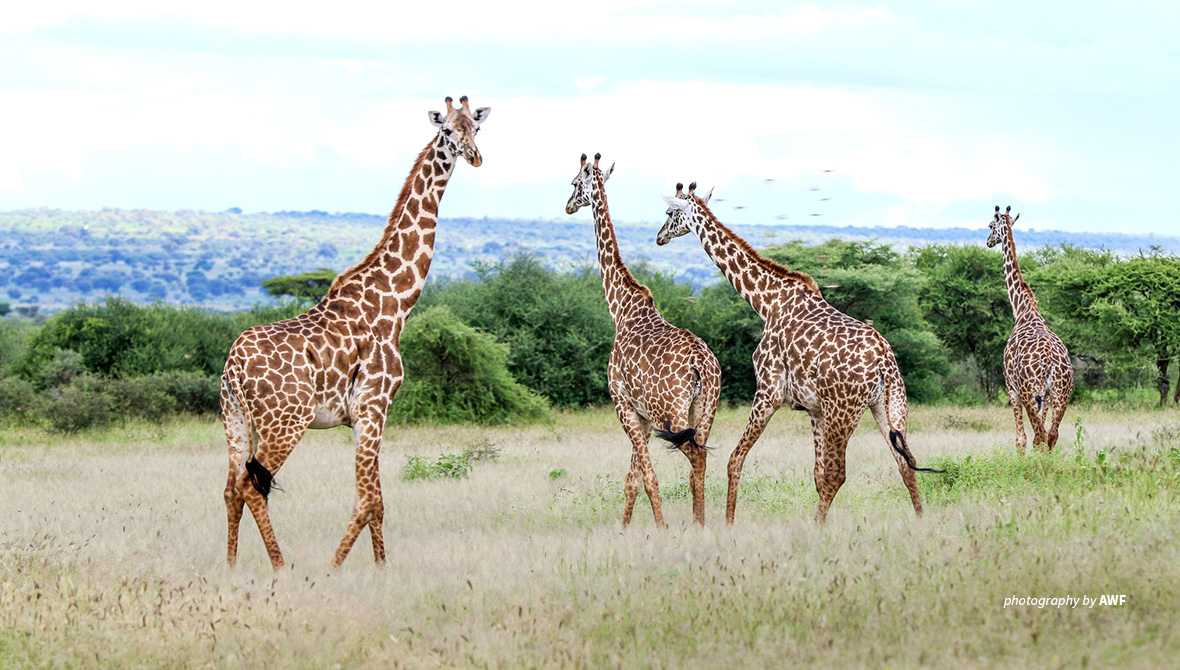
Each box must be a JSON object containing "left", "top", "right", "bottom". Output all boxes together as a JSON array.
[
  {"left": 402, "top": 439, "right": 502, "bottom": 480},
  {"left": 388, "top": 306, "right": 550, "bottom": 425},
  {"left": 2, "top": 240, "right": 1178, "bottom": 432}
]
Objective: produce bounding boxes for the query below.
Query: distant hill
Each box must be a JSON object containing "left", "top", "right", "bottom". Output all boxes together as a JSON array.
[{"left": 2, "top": 208, "right": 1176, "bottom": 311}]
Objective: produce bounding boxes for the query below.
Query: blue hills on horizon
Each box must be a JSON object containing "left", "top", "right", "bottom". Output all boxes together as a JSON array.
[{"left": 2, "top": 208, "right": 1176, "bottom": 312}]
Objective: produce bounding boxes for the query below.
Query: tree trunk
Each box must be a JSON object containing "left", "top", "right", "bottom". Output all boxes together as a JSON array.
[{"left": 1156, "top": 358, "right": 1170, "bottom": 407}]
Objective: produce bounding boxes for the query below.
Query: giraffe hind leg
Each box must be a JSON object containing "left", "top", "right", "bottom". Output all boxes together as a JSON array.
[
  {"left": 222, "top": 400, "right": 250, "bottom": 568},
  {"left": 869, "top": 402, "right": 923, "bottom": 517}
]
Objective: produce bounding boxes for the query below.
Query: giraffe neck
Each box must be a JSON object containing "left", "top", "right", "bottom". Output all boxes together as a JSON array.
[
  {"left": 1000, "top": 222, "right": 1040, "bottom": 322},
  {"left": 689, "top": 204, "right": 820, "bottom": 318},
  {"left": 589, "top": 171, "right": 652, "bottom": 325},
  {"left": 327, "top": 135, "right": 457, "bottom": 321}
]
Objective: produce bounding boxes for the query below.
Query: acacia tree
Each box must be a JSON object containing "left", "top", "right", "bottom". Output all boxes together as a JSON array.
[
  {"left": 260, "top": 268, "right": 337, "bottom": 303},
  {"left": 1035, "top": 248, "right": 1180, "bottom": 405}
]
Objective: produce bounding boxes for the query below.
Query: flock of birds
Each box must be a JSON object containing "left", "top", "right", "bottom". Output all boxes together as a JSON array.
[{"left": 705, "top": 169, "right": 838, "bottom": 240}]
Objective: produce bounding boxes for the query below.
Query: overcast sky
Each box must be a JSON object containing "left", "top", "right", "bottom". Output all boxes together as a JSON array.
[{"left": 2, "top": 1, "right": 1178, "bottom": 234}]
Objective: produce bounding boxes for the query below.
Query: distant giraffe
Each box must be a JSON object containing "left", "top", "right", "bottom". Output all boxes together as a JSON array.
[
  {"left": 566, "top": 154, "right": 721, "bottom": 527},
  {"left": 657, "top": 182, "right": 940, "bottom": 524},
  {"left": 987, "top": 205, "right": 1073, "bottom": 452},
  {"left": 221, "top": 96, "right": 490, "bottom": 570}
]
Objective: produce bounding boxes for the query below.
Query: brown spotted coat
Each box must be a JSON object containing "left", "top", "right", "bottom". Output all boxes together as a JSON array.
[
  {"left": 657, "top": 183, "right": 938, "bottom": 524},
  {"left": 221, "top": 96, "right": 490, "bottom": 570},
  {"left": 567, "top": 155, "right": 720, "bottom": 527}
]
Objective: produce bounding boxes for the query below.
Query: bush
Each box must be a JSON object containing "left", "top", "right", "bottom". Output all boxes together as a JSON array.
[
  {"left": 421, "top": 256, "right": 615, "bottom": 407},
  {"left": 104, "top": 376, "right": 179, "bottom": 422},
  {"left": 388, "top": 306, "right": 549, "bottom": 425},
  {"left": 0, "top": 376, "right": 38, "bottom": 424},
  {"left": 149, "top": 371, "right": 221, "bottom": 415},
  {"left": 37, "top": 377, "right": 117, "bottom": 433}
]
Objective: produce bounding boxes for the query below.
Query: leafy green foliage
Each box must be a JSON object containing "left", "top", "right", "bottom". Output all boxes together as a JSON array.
[
  {"left": 388, "top": 305, "right": 549, "bottom": 425},
  {"left": 421, "top": 256, "right": 615, "bottom": 407},
  {"left": 1034, "top": 248, "right": 1180, "bottom": 403},
  {"left": 911, "top": 244, "right": 1012, "bottom": 400},
  {"left": 401, "top": 442, "right": 501, "bottom": 481},
  {"left": 16, "top": 297, "right": 304, "bottom": 383}
]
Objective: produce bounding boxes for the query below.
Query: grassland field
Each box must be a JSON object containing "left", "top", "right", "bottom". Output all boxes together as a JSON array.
[{"left": 2, "top": 402, "right": 1180, "bottom": 668}]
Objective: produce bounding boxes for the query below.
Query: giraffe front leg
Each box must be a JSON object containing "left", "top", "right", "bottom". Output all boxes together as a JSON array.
[
  {"left": 333, "top": 410, "right": 389, "bottom": 568},
  {"left": 726, "top": 394, "right": 777, "bottom": 526},
  {"left": 1008, "top": 385, "right": 1027, "bottom": 454}
]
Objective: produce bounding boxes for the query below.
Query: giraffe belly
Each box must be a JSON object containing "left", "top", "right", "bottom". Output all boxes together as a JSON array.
[{"left": 309, "top": 404, "right": 348, "bottom": 429}]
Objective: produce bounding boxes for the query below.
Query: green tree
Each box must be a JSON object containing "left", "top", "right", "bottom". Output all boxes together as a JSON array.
[
  {"left": 421, "top": 255, "right": 615, "bottom": 407},
  {"left": 388, "top": 306, "right": 549, "bottom": 424},
  {"left": 261, "top": 268, "right": 337, "bottom": 303},
  {"left": 1035, "top": 249, "right": 1180, "bottom": 405},
  {"left": 911, "top": 244, "right": 1012, "bottom": 400}
]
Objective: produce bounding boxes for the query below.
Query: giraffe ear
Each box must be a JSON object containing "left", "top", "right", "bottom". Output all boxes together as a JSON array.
[
  {"left": 602, "top": 163, "right": 615, "bottom": 182},
  {"left": 662, "top": 195, "right": 690, "bottom": 210},
  {"left": 472, "top": 107, "right": 491, "bottom": 125},
  {"left": 428, "top": 110, "right": 446, "bottom": 128},
  {"left": 700, "top": 187, "right": 714, "bottom": 205}
]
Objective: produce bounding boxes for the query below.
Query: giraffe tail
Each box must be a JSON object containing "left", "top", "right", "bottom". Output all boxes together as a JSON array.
[
  {"left": 880, "top": 365, "right": 943, "bottom": 474},
  {"left": 889, "top": 430, "right": 944, "bottom": 474},
  {"left": 655, "top": 420, "right": 709, "bottom": 451},
  {"left": 223, "top": 370, "right": 278, "bottom": 499},
  {"left": 1036, "top": 365, "right": 1056, "bottom": 414}
]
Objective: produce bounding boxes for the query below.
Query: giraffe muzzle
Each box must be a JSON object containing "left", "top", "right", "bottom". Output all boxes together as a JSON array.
[{"left": 464, "top": 149, "right": 482, "bottom": 167}]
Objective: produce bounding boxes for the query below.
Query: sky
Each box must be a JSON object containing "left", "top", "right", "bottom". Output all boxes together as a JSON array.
[{"left": 2, "top": 1, "right": 1178, "bottom": 234}]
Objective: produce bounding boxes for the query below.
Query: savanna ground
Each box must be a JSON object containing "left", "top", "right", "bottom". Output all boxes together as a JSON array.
[{"left": 2, "top": 403, "right": 1180, "bottom": 668}]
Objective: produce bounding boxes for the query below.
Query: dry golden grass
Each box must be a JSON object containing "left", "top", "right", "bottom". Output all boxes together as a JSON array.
[{"left": 2, "top": 403, "right": 1180, "bottom": 668}]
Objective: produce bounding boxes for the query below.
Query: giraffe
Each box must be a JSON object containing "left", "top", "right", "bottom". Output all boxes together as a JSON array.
[
  {"left": 986, "top": 205, "right": 1074, "bottom": 452},
  {"left": 566, "top": 154, "right": 721, "bottom": 527},
  {"left": 220, "top": 96, "right": 490, "bottom": 570},
  {"left": 656, "top": 183, "right": 941, "bottom": 525}
]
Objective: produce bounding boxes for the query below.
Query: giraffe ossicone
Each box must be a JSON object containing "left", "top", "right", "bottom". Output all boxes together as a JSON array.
[
  {"left": 656, "top": 182, "right": 939, "bottom": 525},
  {"left": 566, "top": 153, "right": 721, "bottom": 528},
  {"left": 220, "top": 96, "right": 490, "bottom": 571}
]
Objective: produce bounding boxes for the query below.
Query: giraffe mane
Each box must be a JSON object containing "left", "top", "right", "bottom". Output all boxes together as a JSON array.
[
  {"left": 328, "top": 139, "right": 436, "bottom": 293},
  {"left": 1003, "top": 218, "right": 1041, "bottom": 315},
  {"left": 594, "top": 170, "right": 653, "bottom": 304},
  {"left": 694, "top": 198, "right": 822, "bottom": 298}
]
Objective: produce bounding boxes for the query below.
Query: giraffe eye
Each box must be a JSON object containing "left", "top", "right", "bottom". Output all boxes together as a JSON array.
[{"left": 443, "top": 128, "right": 452, "bottom": 136}]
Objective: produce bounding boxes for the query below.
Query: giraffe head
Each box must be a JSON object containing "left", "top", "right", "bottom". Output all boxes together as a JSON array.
[
  {"left": 656, "top": 182, "right": 712, "bottom": 245},
  {"left": 986, "top": 205, "right": 1020, "bottom": 248},
  {"left": 428, "top": 95, "right": 491, "bottom": 167},
  {"left": 565, "top": 152, "right": 615, "bottom": 215}
]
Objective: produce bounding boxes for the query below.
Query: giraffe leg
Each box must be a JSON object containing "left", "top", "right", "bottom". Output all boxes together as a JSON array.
[
  {"left": 814, "top": 415, "right": 854, "bottom": 524},
  {"left": 681, "top": 445, "right": 706, "bottom": 527},
  {"left": 235, "top": 421, "right": 306, "bottom": 571},
  {"left": 622, "top": 450, "right": 643, "bottom": 527},
  {"left": 725, "top": 395, "right": 777, "bottom": 526},
  {"left": 637, "top": 445, "right": 666, "bottom": 528},
  {"left": 1046, "top": 376, "right": 1074, "bottom": 452},
  {"left": 1008, "top": 385, "right": 1027, "bottom": 454},
  {"left": 222, "top": 398, "right": 250, "bottom": 568},
  {"left": 613, "top": 400, "right": 658, "bottom": 528},
  {"left": 333, "top": 412, "right": 389, "bottom": 568},
  {"left": 1026, "top": 396, "right": 1049, "bottom": 452}
]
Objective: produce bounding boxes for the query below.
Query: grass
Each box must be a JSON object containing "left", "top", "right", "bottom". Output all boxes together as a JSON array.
[{"left": 2, "top": 403, "right": 1180, "bottom": 668}]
